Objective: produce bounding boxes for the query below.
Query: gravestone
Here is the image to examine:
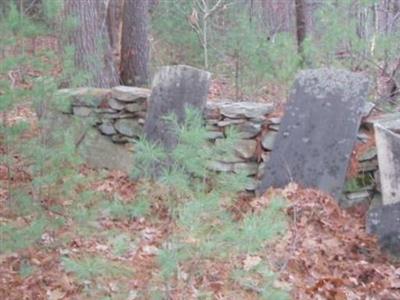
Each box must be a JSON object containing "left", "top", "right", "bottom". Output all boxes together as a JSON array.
[
  {"left": 144, "top": 65, "right": 211, "bottom": 149},
  {"left": 257, "top": 68, "right": 369, "bottom": 199},
  {"left": 374, "top": 121, "right": 400, "bottom": 205}
]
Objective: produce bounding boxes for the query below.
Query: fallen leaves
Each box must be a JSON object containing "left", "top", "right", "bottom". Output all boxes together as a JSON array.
[
  {"left": 243, "top": 255, "right": 262, "bottom": 271},
  {"left": 267, "top": 184, "right": 400, "bottom": 299}
]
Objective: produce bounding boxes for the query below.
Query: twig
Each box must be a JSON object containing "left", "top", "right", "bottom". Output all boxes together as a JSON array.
[
  {"left": 23, "top": 0, "right": 39, "bottom": 15},
  {"left": 278, "top": 204, "right": 298, "bottom": 274}
]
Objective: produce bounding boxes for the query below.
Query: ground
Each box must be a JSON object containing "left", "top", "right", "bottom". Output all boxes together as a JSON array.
[{"left": 1, "top": 105, "right": 400, "bottom": 300}]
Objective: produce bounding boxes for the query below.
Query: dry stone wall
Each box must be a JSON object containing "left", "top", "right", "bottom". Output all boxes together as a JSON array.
[{"left": 56, "top": 86, "right": 379, "bottom": 204}]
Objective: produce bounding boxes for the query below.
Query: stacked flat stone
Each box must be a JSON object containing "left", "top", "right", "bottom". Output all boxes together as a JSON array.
[
  {"left": 342, "top": 143, "right": 379, "bottom": 207},
  {"left": 205, "top": 101, "right": 277, "bottom": 191},
  {"left": 57, "top": 86, "right": 380, "bottom": 199},
  {"left": 62, "top": 86, "right": 150, "bottom": 144}
]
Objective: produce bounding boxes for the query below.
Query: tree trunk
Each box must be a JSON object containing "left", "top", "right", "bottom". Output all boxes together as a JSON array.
[
  {"left": 295, "top": 0, "right": 306, "bottom": 61},
  {"left": 106, "top": 0, "right": 123, "bottom": 64},
  {"left": 64, "top": 0, "right": 119, "bottom": 88},
  {"left": 261, "top": 0, "right": 293, "bottom": 39},
  {"left": 120, "top": 0, "right": 150, "bottom": 86}
]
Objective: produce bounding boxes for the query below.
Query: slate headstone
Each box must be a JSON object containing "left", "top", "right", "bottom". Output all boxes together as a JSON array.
[
  {"left": 144, "top": 65, "right": 211, "bottom": 150},
  {"left": 374, "top": 121, "right": 400, "bottom": 205},
  {"left": 257, "top": 68, "right": 369, "bottom": 198}
]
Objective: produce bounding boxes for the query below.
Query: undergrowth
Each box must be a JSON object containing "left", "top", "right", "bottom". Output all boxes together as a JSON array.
[{"left": 133, "top": 107, "right": 289, "bottom": 298}]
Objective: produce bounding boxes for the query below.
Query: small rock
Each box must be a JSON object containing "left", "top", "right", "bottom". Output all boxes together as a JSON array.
[
  {"left": 268, "top": 124, "right": 280, "bottom": 131},
  {"left": 207, "top": 131, "right": 224, "bottom": 140},
  {"left": 101, "top": 113, "right": 136, "bottom": 119},
  {"left": 215, "top": 140, "right": 245, "bottom": 162},
  {"left": 114, "top": 119, "right": 143, "bottom": 137},
  {"left": 100, "top": 113, "right": 121, "bottom": 119},
  {"left": 235, "top": 139, "right": 257, "bottom": 159},
  {"left": 219, "top": 102, "right": 273, "bottom": 119},
  {"left": 261, "top": 152, "right": 270, "bottom": 162},
  {"left": 233, "top": 162, "right": 258, "bottom": 176},
  {"left": 98, "top": 122, "right": 116, "bottom": 135},
  {"left": 208, "top": 161, "right": 233, "bottom": 172},
  {"left": 362, "top": 102, "right": 375, "bottom": 118},
  {"left": 206, "top": 119, "right": 220, "bottom": 126},
  {"left": 364, "top": 112, "right": 400, "bottom": 128},
  {"left": 218, "top": 119, "right": 245, "bottom": 127},
  {"left": 233, "top": 122, "right": 261, "bottom": 139},
  {"left": 125, "top": 103, "right": 145, "bottom": 112},
  {"left": 341, "top": 191, "right": 371, "bottom": 208},
  {"left": 111, "top": 134, "right": 131, "bottom": 143},
  {"left": 108, "top": 98, "right": 125, "bottom": 110},
  {"left": 358, "top": 159, "right": 378, "bottom": 172},
  {"left": 268, "top": 117, "right": 282, "bottom": 124},
  {"left": 72, "top": 106, "right": 92, "bottom": 117},
  {"left": 261, "top": 131, "right": 278, "bottom": 150},
  {"left": 245, "top": 179, "right": 258, "bottom": 191},
  {"left": 95, "top": 108, "right": 116, "bottom": 113},
  {"left": 357, "top": 132, "right": 370, "bottom": 142},
  {"left": 204, "top": 103, "right": 221, "bottom": 119},
  {"left": 112, "top": 86, "right": 150, "bottom": 102},
  {"left": 358, "top": 148, "right": 377, "bottom": 161},
  {"left": 250, "top": 116, "right": 267, "bottom": 123}
]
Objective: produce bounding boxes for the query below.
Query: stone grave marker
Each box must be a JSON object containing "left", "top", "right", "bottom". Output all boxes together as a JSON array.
[
  {"left": 257, "top": 68, "right": 369, "bottom": 199},
  {"left": 144, "top": 65, "right": 211, "bottom": 150},
  {"left": 374, "top": 120, "right": 400, "bottom": 205},
  {"left": 143, "top": 65, "right": 211, "bottom": 177}
]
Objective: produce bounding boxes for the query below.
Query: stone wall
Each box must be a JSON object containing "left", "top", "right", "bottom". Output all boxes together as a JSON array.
[{"left": 55, "top": 86, "right": 379, "bottom": 204}]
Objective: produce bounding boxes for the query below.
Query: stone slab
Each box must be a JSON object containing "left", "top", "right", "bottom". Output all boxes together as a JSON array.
[
  {"left": 257, "top": 68, "right": 369, "bottom": 198},
  {"left": 374, "top": 123, "right": 400, "bottom": 205},
  {"left": 111, "top": 86, "right": 150, "bottom": 102},
  {"left": 144, "top": 65, "right": 211, "bottom": 150},
  {"left": 219, "top": 102, "right": 274, "bottom": 119},
  {"left": 114, "top": 119, "right": 142, "bottom": 138}
]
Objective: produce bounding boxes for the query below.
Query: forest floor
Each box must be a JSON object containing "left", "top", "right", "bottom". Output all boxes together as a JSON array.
[{"left": 1, "top": 105, "right": 400, "bottom": 300}]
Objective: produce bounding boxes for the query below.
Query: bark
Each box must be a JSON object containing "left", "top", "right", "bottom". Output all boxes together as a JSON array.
[
  {"left": 148, "top": 0, "right": 159, "bottom": 13},
  {"left": 261, "top": 0, "right": 293, "bottom": 38},
  {"left": 120, "top": 0, "right": 150, "bottom": 86},
  {"left": 295, "top": 0, "right": 306, "bottom": 60},
  {"left": 64, "top": 0, "right": 119, "bottom": 88},
  {"left": 106, "top": 0, "right": 123, "bottom": 59}
]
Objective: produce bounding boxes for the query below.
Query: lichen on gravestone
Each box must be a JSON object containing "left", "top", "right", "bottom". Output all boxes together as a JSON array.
[
  {"left": 258, "top": 68, "right": 369, "bottom": 199},
  {"left": 144, "top": 65, "right": 211, "bottom": 151}
]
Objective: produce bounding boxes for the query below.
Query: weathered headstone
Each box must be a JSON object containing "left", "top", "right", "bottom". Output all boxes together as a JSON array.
[
  {"left": 374, "top": 120, "right": 400, "bottom": 205},
  {"left": 144, "top": 65, "right": 211, "bottom": 150},
  {"left": 367, "top": 202, "right": 400, "bottom": 257},
  {"left": 257, "top": 69, "right": 369, "bottom": 199}
]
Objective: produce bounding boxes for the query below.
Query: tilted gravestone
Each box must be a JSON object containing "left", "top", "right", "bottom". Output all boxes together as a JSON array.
[
  {"left": 366, "top": 120, "right": 400, "bottom": 256},
  {"left": 374, "top": 120, "right": 400, "bottom": 205},
  {"left": 257, "top": 68, "right": 369, "bottom": 199}
]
